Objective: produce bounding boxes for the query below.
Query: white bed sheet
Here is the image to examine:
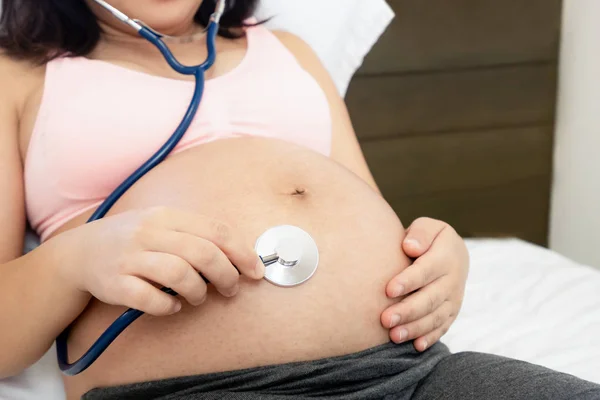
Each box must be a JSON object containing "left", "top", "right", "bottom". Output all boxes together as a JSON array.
[
  {"left": 445, "top": 238, "right": 600, "bottom": 384},
  {"left": 2, "top": 238, "right": 600, "bottom": 399}
]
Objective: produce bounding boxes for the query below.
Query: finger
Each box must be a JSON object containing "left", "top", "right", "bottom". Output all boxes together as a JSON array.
[
  {"left": 128, "top": 251, "right": 208, "bottom": 306},
  {"left": 116, "top": 275, "right": 182, "bottom": 316},
  {"left": 413, "top": 319, "right": 453, "bottom": 352},
  {"left": 145, "top": 208, "right": 263, "bottom": 279},
  {"left": 389, "top": 301, "right": 453, "bottom": 346},
  {"left": 386, "top": 251, "right": 448, "bottom": 298},
  {"left": 145, "top": 230, "right": 241, "bottom": 297},
  {"left": 403, "top": 218, "right": 447, "bottom": 258},
  {"left": 382, "top": 278, "right": 449, "bottom": 328}
]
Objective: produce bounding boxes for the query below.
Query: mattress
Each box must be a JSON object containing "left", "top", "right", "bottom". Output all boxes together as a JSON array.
[
  {"left": 2, "top": 238, "right": 600, "bottom": 400},
  {"left": 445, "top": 238, "right": 600, "bottom": 384}
]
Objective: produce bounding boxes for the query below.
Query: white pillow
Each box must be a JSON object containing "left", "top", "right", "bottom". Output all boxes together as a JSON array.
[{"left": 256, "top": 0, "right": 395, "bottom": 96}]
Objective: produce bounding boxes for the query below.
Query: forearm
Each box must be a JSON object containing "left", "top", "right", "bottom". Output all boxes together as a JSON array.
[{"left": 0, "top": 237, "right": 91, "bottom": 378}]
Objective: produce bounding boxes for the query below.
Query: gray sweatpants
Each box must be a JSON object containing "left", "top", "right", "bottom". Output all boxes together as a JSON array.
[{"left": 83, "top": 342, "right": 600, "bottom": 399}]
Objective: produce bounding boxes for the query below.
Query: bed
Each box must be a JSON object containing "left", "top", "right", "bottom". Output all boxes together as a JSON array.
[
  {"left": 2, "top": 1, "right": 600, "bottom": 399},
  {"left": 449, "top": 238, "right": 600, "bottom": 384}
]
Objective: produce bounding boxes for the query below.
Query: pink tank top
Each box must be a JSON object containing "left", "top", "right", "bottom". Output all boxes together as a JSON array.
[{"left": 24, "top": 24, "right": 332, "bottom": 241}]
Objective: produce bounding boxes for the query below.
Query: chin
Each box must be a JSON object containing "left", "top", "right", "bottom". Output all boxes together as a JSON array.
[{"left": 112, "top": 0, "right": 204, "bottom": 33}]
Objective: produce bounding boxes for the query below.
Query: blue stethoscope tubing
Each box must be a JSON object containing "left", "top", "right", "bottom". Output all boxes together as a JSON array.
[{"left": 56, "top": 3, "right": 223, "bottom": 376}]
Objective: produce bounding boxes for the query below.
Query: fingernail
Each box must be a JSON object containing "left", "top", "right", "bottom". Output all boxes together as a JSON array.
[
  {"left": 173, "top": 302, "right": 182, "bottom": 313},
  {"left": 255, "top": 258, "right": 265, "bottom": 278},
  {"left": 392, "top": 284, "right": 405, "bottom": 298},
  {"left": 398, "top": 329, "right": 408, "bottom": 342},
  {"left": 405, "top": 238, "right": 420, "bottom": 249},
  {"left": 422, "top": 340, "right": 429, "bottom": 350},
  {"left": 389, "top": 314, "right": 401, "bottom": 328},
  {"left": 225, "top": 285, "right": 239, "bottom": 297}
]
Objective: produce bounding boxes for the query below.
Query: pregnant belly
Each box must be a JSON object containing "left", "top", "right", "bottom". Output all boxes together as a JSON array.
[{"left": 59, "top": 137, "right": 410, "bottom": 397}]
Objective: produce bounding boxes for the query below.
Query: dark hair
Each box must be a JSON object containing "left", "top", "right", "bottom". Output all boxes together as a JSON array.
[{"left": 0, "top": 0, "right": 260, "bottom": 63}]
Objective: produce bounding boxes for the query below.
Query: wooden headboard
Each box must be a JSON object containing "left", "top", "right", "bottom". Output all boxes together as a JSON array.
[{"left": 346, "top": 0, "right": 563, "bottom": 246}]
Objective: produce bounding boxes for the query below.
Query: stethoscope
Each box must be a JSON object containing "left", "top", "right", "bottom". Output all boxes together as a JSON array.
[{"left": 56, "top": 0, "right": 319, "bottom": 376}]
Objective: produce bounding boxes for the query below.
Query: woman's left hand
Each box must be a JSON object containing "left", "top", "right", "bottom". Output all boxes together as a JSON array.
[{"left": 381, "top": 218, "right": 470, "bottom": 351}]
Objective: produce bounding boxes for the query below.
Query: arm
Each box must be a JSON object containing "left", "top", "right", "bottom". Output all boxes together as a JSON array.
[{"left": 0, "top": 55, "right": 91, "bottom": 377}]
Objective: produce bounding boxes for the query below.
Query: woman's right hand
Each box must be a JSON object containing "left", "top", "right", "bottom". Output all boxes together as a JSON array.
[{"left": 56, "top": 207, "right": 264, "bottom": 316}]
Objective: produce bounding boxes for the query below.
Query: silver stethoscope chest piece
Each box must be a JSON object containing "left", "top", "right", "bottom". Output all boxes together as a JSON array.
[{"left": 255, "top": 225, "right": 319, "bottom": 287}]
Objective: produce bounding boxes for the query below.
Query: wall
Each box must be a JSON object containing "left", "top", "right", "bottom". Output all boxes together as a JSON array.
[
  {"left": 346, "top": 0, "right": 563, "bottom": 246},
  {"left": 550, "top": 0, "right": 600, "bottom": 268}
]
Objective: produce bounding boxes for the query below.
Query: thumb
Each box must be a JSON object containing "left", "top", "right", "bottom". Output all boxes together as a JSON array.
[{"left": 402, "top": 218, "right": 444, "bottom": 258}]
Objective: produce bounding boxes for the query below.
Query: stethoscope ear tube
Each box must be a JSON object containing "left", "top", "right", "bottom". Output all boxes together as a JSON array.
[
  {"left": 56, "top": 21, "right": 219, "bottom": 376},
  {"left": 87, "top": 23, "right": 217, "bottom": 222}
]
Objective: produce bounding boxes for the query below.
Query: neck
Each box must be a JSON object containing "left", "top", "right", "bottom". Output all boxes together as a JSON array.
[{"left": 98, "top": 20, "right": 205, "bottom": 48}]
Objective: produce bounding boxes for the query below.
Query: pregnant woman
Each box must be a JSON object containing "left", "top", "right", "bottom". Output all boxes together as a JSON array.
[{"left": 0, "top": 0, "right": 598, "bottom": 399}]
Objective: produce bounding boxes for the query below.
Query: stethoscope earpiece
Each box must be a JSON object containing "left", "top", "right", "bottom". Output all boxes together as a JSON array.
[{"left": 221, "top": 0, "right": 236, "bottom": 12}]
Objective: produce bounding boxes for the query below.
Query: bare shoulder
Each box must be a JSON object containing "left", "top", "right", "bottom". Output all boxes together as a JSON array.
[
  {"left": 0, "top": 51, "right": 45, "bottom": 78},
  {"left": 270, "top": 31, "right": 335, "bottom": 91},
  {"left": 270, "top": 31, "right": 323, "bottom": 71},
  {"left": 270, "top": 31, "right": 312, "bottom": 53},
  {"left": 0, "top": 52, "right": 45, "bottom": 110}
]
